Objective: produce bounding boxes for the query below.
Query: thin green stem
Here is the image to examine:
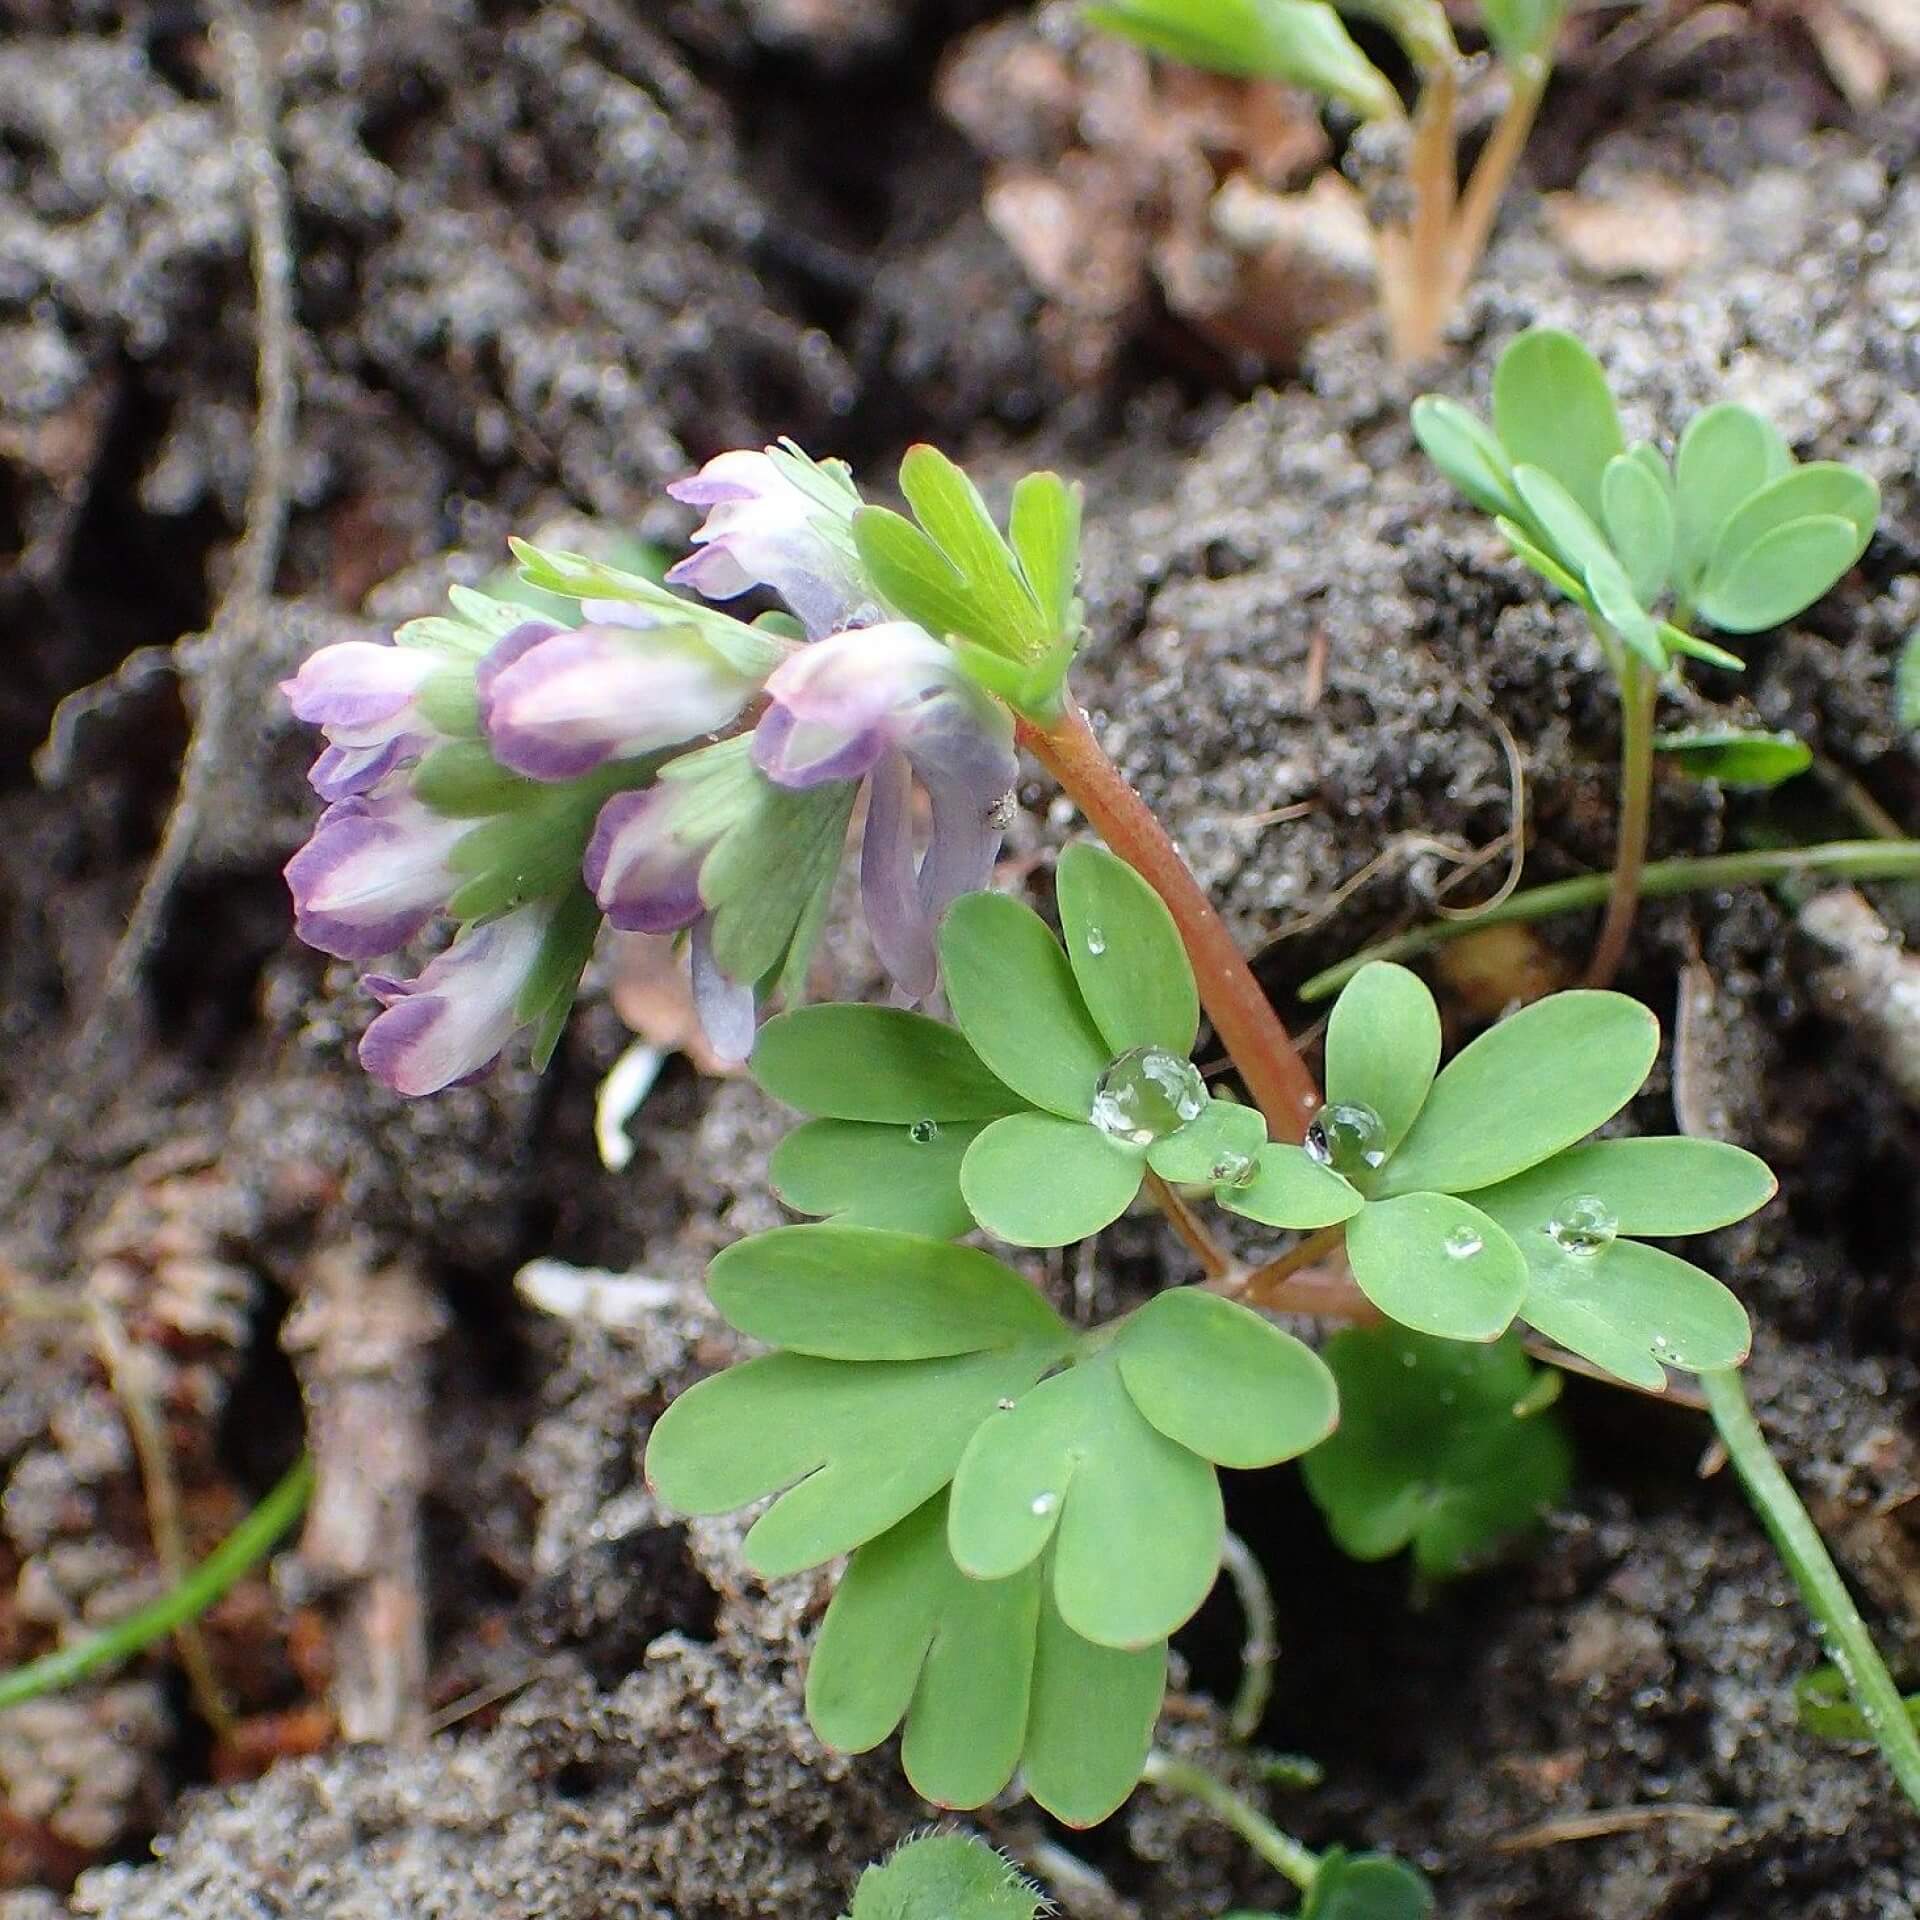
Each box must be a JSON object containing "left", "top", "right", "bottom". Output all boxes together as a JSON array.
[
  {"left": 1221, "top": 1531, "right": 1279, "bottom": 1741},
  {"left": 1585, "top": 658, "right": 1657, "bottom": 987},
  {"left": 1141, "top": 1750, "right": 1322, "bottom": 1893},
  {"left": 1298, "top": 839, "right": 1920, "bottom": 1000},
  {"left": 1699, "top": 1369, "right": 1920, "bottom": 1810},
  {"left": 0, "top": 1455, "right": 314, "bottom": 1713}
]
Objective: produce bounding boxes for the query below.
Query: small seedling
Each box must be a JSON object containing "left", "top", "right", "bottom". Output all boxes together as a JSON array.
[
  {"left": 842, "top": 1833, "right": 1045, "bottom": 1920},
  {"left": 1416, "top": 327, "right": 1878, "bottom": 982},
  {"left": 1086, "top": 0, "right": 1569, "bottom": 361}
]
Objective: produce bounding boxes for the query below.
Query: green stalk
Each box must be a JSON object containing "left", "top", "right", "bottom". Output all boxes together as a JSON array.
[
  {"left": 1585, "top": 656, "right": 1657, "bottom": 987},
  {"left": 1699, "top": 1370, "right": 1920, "bottom": 1810},
  {"left": 0, "top": 1454, "right": 313, "bottom": 1713},
  {"left": 1142, "top": 1750, "right": 1322, "bottom": 1893},
  {"left": 1298, "top": 839, "right": 1920, "bottom": 1000}
]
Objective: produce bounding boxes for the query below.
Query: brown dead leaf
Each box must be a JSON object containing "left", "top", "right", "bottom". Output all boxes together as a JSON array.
[
  {"left": 609, "top": 932, "right": 741, "bottom": 1078},
  {"left": 1544, "top": 178, "right": 1718, "bottom": 282},
  {"left": 1432, "top": 922, "right": 1568, "bottom": 1019}
]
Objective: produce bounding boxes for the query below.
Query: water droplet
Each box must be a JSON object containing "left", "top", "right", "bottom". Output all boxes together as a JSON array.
[
  {"left": 1089, "top": 1045, "right": 1208, "bottom": 1147},
  {"left": 907, "top": 1118, "right": 940, "bottom": 1144},
  {"left": 1303, "top": 1102, "right": 1388, "bottom": 1178},
  {"left": 1444, "top": 1225, "right": 1483, "bottom": 1259},
  {"left": 996, "top": 1398, "right": 1016, "bottom": 1412},
  {"left": 1209, "top": 1147, "right": 1256, "bottom": 1186},
  {"left": 1030, "top": 1492, "right": 1058, "bottom": 1517},
  {"left": 1546, "top": 1193, "right": 1617, "bottom": 1259},
  {"left": 1085, "top": 926, "right": 1107, "bottom": 956},
  {"left": 1400, "top": 1351, "right": 1419, "bottom": 1368}
]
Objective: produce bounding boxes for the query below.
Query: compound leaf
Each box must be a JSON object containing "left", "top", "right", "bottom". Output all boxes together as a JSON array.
[
  {"left": 1673, "top": 403, "right": 1790, "bottom": 591},
  {"left": 1378, "top": 991, "right": 1659, "bottom": 1196},
  {"left": 941, "top": 891, "right": 1112, "bottom": 1120},
  {"left": 1493, "top": 329, "right": 1624, "bottom": 525},
  {"left": 1009, "top": 471, "right": 1083, "bottom": 639},
  {"left": 1697, "top": 514, "right": 1862, "bottom": 635},
  {"left": 769, "top": 1120, "right": 990, "bottom": 1238},
  {"left": 753, "top": 1006, "right": 1020, "bottom": 1123},
  {"left": 1056, "top": 842, "right": 1198, "bottom": 1057},
  {"left": 1705, "top": 463, "right": 1878, "bottom": 590},
  {"left": 961, "top": 1111, "right": 1144, "bottom": 1247},
  {"left": 1023, "top": 1592, "right": 1165, "bottom": 1826},
  {"left": 1344, "top": 1193, "right": 1527, "bottom": 1341},
  {"left": 1602, "top": 452, "right": 1675, "bottom": 605},
  {"left": 1324, "top": 962, "right": 1441, "bottom": 1156},
  {"left": 855, "top": 506, "right": 982, "bottom": 644},
  {"left": 1115, "top": 1287, "right": 1337, "bottom": 1469}
]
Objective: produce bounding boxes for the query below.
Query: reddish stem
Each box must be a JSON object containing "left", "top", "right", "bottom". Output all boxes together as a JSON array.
[{"left": 1019, "top": 704, "right": 1321, "bottom": 1141}]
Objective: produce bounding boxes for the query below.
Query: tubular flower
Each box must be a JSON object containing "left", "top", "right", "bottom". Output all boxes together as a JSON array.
[
  {"left": 284, "top": 789, "right": 467, "bottom": 961},
  {"left": 281, "top": 639, "right": 452, "bottom": 801},
  {"left": 359, "top": 905, "right": 554, "bottom": 1097},
  {"left": 666, "top": 444, "right": 877, "bottom": 639},
  {"left": 478, "top": 610, "right": 777, "bottom": 783},
  {"left": 752, "top": 624, "right": 1017, "bottom": 1000}
]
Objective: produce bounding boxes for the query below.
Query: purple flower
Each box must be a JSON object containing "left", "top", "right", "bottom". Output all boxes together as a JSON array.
[
  {"left": 359, "top": 906, "right": 551, "bottom": 1096},
  {"left": 583, "top": 786, "right": 707, "bottom": 934},
  {"left": 666, "top": 446, "right": 874, "bottom": 640},
  {"left": 478, "top": 616, "right": 770, "bottom": 782},
  {"left": 282, "top": 640, "right": 446, "bottom": 801},
  {"left": 284, "top": 789, "right": 468, "bottom": 962},
  {"left": 753, "top": 623, "right": 1016, "bottom": 1000}
]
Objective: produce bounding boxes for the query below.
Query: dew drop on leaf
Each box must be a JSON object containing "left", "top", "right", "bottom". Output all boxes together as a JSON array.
[
  {"left": 907, "top": 1118, "right": 941, "bottom": 1144},
  {"left": 1444, "top": 1225, "right": 1484, "bottom": 1259},
  {"left": 1085, "top": 925, "right": 1107, "bottom": 956},
  {"left": 1030, "top": 1491, "right": 1058, "bottom": 1516},
  {"left": 996, "top": 1397, "right": 1017, "bottom": 1412},
  {"left": 1209, "top": 1147, "right": 1256, "bottom": 1186},
  {"left": 1304, "top": 1102, "right": 1388, "bottom": 1177},
  {"left": 1089, "top": 1045, "right": 1207, "bottom": 1146},
  {"left": 1546, "top": 1193, "right": 1617, "bottom": 1258}
]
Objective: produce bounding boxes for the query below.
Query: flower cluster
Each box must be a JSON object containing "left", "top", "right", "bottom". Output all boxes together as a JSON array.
[{"left": 282, "top": 444, "right": 1043, "bottom": 1094}]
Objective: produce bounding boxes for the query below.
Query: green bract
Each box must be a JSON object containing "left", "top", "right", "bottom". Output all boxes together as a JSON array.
[
  {"left": 756, "top": 843, "right": 1289, "bottom": 1248},
  {"left": 842, "top": 1833, "right": 1045, "bottom": 1920},
  {"left": 1415, "top": 328, "right": 1878, "bottom": 664},
  {"left": 852, "top": 447, "right": 1083, "bottom": 722},
  {"left": 1238, "top": 962, "right": 1770, "bottom": 1379},
  {"left": 1302, "top": 1327, "right": 1572, "bottom": 1576}
]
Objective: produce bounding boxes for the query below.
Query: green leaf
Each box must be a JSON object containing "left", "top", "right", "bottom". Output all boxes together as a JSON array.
[
  {"left": 899, "top": 446, "right": 1050, "bottom": 662},
  {"left": 1654, "top": 727, "right": 1812, "bottom": 789},
  {"left": 1673, "top": 403, "right": 1791, "bottom": 591},
  {"left": 1707, "top": 463, "right": 1878, "bottom": 581},
  {"left": 1513, "top": 1237, "right": 1751, "bottom": 1387},
  {"left": 1660, "top": 623, "right": 1745, "bottom": 672},
  {"left": 1492, "top": 329, "right": 1625, "bottom": 525},
  {"left": 1326, "top": 962, "right": 1441, "bottom": 1156},
  {"left": 1378, "top": 991, "right": 1659, "bottom": 1196},
  {"left": 1055, "top": 842, "right": 1199, "bottom": 1057},
  {"left": 1301, "top": 1850, "right": 1437, "bottom": 1920},
  {"left": 1009, "top": 471, "right": 1083, "bottom": 639},
  {"left": 646, "top": 1340, "right": 1071, "bottom": 1576},
  {"left": 1899, "top": 631, "right": 1920, "bottom": 734},
  {"left": 516, "top": 883, "right": 602, "bottom": 1071},
  {"left": 808, "top": 1493, "right": 1038, "bottom": 1811},
  {"left": 1344, "top": 1193, "right": 1527, "bottom": 1341},
  {"left": 1219, "top": 1144, "right": 1366, "bottom": 1229},
  {"left": 1301, "top": 1327, "right": 1573, "bottom": 1578},
  {"left": 810, "top": 1495, "right": 1165, "bottom": 1826},
  {"left": 961, "top": 1111, "right": 1145, "bottom": 1247},
  {"left": 940, "top": 891, "right": 1113, "bottom": 1120},
  {"left": 701, "top": 777, "right": 858, "bottom": 989},
  {"left": 446, "top": 774, "right": 619, "bottom": 920},
  {"left": 1143, "top": 1096, "right": 1268, "bottom": 1185},
  {"left": 752, "top": 1006, "right": 1020, "bottom": 1122},
  {"left": 844, "top": 1834, "right": 1045, "bottom": 1920},
  {"left": 1601, "top": 453, "right": 1675, "bottom": 605},
  {"left": 706, "top": 1226, "right": 1069, "bottom": 1360},
  {"left": 410, "top": 740, "right": 542, "bottom": 817},
  {"left": 1696, "top": 514, "right": 1864, "bottom": 634},
  {"left": 1023, "top": 1589, "right": 1166, "bottom": 1826},
  {"left": 416, "top": 663, "right": 482, "bottom": 737},
  {"left": 949, "top": 1355, "right": 1223, "bottom": 1648},
  {"left": 1411, "top": 395, "right": 1520, "bottom": 518},
  {"left": 854, "top": 506, "right": 982, "bottom": 645},
  {"left": 1115, "top": 1288, "right": 1337, "bottom": 1468},
  {"left": 1585, "top": 549, "right": 1667, "bottom": 670},
  {"left": 1496, "top": 518, "right": 1588, "bottom": 604},
  {"left": 1510, "top": 465, "right": 1615, "bottom": 580},
  {"left": 1469, "top": 1136, "right": 1777, "bottom": 1240},
  {"left": 770, "top": 1119, "right": 987, "bottom": 1238},
  {"left": 1084, "top": 0, "right": 1400, "bottom": 118}
]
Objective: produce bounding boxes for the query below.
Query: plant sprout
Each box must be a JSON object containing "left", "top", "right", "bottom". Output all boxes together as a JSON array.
[
  {"left": 1415, "top": 327, "right": 1879, "bottom": 984},
  {"left": 1085, "top": 0, "right": 1569, "bottom": 362},
  {"left": 841, "top": 1834, "right": 1045, "bottom": 1920}
]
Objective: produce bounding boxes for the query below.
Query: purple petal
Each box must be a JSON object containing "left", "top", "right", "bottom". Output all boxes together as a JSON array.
[
  {"left": 282, "top": 641, "right": 440, "bottom": 743},
  {"left": 858, "top": 749, "right": 937, "bottom": 1001},
  {"left": 751, "top": 703, "right": 887, "bottom": 789},
  {"left": 358, "top": 907, "right": 549, "bottom": 1096},
  {"left": 285, "top": 794, "right": 464, "bottom": 960},
  {"left": 690, "top": 917, "right": 758, "bottom": 1062},
  {"left": 480, "top": 623, "right": 764, "bottom": 782},
  {"left": 584, "top": 788, "right": 706, "bottom": 934},
  {"left": 308, "top": 733, "right": 424, "bottom": 801}
]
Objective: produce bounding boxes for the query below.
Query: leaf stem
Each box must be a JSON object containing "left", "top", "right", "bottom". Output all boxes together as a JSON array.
[
  {"left": 1143, "top": 1169, "right": 1235, "bottom": 1280},
  {"left": 1382, "top": 60, "right": 1461, "bottom": 365},
  {"left": 1141, "top": 1750, "right": 1321, "bottom": 1893},
  {"left": 1445, "top": 57, "right": 1548, "bottom": 313},
  {"left": 1020, "top": 704, "right": 1321, "bottom": 1139},
  {"left": 1585, "top": 657, "right": 1657, "bottom": 987},
  {"left": 0, "top": 1455, "right": 314, "bottom": 1713},
  {"left": 1297, "top": 839, "right": 1920, "bottom": 1000},
  {"left": 1698, "top": 1368, "right": 1920, "bottom": 1810}
]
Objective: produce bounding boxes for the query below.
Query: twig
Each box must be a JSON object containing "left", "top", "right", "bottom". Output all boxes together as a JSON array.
[
  {"left": 1491, "top": 1804, "right": 1735, "bottom": 1851},
  {"left": 1298, "top": 840, "right": 1920, "bottom": 1000},
  {"left": 4, "top": 0, "right": 298, "bottom": 1202}
]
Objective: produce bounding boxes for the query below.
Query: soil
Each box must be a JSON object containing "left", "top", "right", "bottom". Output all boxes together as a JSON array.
[{"left": 0, "top": 3, "right": 1917, "bottom": 1916}]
